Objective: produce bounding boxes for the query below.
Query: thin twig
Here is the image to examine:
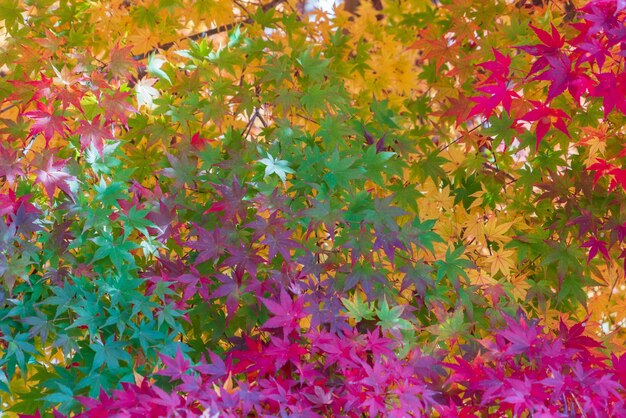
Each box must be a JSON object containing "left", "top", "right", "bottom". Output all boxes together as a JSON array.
[
  {"left": 437, "top": 121, "right": 485, "bottom": 153},
  {"left": 0, "top": 103, "right": 17, "bottom": 115}
]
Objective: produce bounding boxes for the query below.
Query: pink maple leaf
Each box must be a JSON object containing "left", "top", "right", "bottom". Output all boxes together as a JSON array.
[
  {"left": 157, "top": 346, "right": 191, "bottom": 381},
  {"left": 75, "top": 115, "right": 113, "bottom": 158},
  {"left": 0, "top": 145, "right": 24, "bottom": 186},
  {"left": 34, "top": 156, "right": 77, "bottom": 203},
  {"left": 260, "top": 288, "right": 305, "bottom": 335}
]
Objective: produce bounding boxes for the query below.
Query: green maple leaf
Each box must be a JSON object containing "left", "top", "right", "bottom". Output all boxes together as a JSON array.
[
  {"left": 146, "top": 53, "right": 171, "bottom": 84},
  {"left": 258, "top": 152, "right": 294, "bottom": 184},
  {"left": 376, "top": 298, "right": 413, "bottom": 331},
  {"left": 297, "top": 48, "right": 330, "bottom": 81},
  {"left": 341, "top": 293, "right": 375, "bottom": 323},
  {"left": 434, "top": 246, "right": 473, "bottom": 288},
  {"left": 91, "top": 233, "right": 139, "bottom": 271},
  {"left": 90, "top": 336, "right": 132, "bottom": 371}
]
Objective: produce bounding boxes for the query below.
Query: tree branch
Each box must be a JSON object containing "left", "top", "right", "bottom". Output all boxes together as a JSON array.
[{"left": 132, "top": 0, "right": 287, "bottom": 61}]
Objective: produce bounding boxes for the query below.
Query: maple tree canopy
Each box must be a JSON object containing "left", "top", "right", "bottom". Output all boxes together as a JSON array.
[{"left": 1, "top": 0, "right": 626, "bottom": 416}]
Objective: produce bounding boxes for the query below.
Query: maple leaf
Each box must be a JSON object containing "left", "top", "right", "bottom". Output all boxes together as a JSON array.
[
  {"left": 223, "top": 242, "right": 266, "bottom": 280},
  {"left": 0, "top": 145, "right": 24, "bottom": 186},
  {"left": 478, "top": 48, "right": 511, "bottom": 84},
  {"left": 591, "top": 72, "right": 626, "bottom": 117},
  {"left": 262, "top": 229, "right": 300, "bottom": 260},
  {"left": 341, "top": 292, "right": 375, "bottom": 323},
  {"left": 22, "top": 101, "right": 66, "bottom": 143},
  {"left": 107, "top": 43, "right": 136, "bottom": 79},
  {"left": 210, "top": 272, "right": 240, "bottom": 319},
  {"left": 517, "top": 24, "right": 565, "bottom": 76},
  {"left": 187, "top": 224, "right": 224, "bottom": 266},
  {"left": 468, "top": 80, "right": 519, "bottom": 120},
  {"left": 135, "top": 78, "right": 160, "bottom": 110},
  {"left": 100, "top": 90, "right": 138, "bottom": 126},
  {"left": 258, "top": 152, "right": 295, "bottom": 184},
  {"left": 33, "top": 156, "right": 77, "bottom": 202},
  {"left": 207, "top": 177, "right": 248, "bottom": 221},
  {"left": 440, "top": 93, "right": 474, "bottom": 126},
  {"left": 585, "top": 158, "right": 615, "bottom": 186},
  {"left": 75, "top": 115, "right": 113, "bottom": 159},
  {"left": 532, "top": 54, "right": 574, "bottom": 102},
  {"left": 519, "top": 101, "right": 571, "bottom": 149},
  {"left": 194, "top": 351, "right": 228, "bottom": 379},
  {"left": 157, "top": 346, "right": 191, "bottom": 381},
  {"left": 484, "top": 249, "right": 516, "bottom": 277},
  {"left": 260, "top": 288, "right": 305, "bottom": 335},
  {"left": 434, "top": 246, "right": 473, "bottom": 289},
  {"left": 497, "top": 314, "right": 541, "bottom": 356},
  {"left": 559, "top": 319, "right": 602, "bottom": 352},
  {"left": 581, "top": 236, "right": 610, "bottom": 262}
]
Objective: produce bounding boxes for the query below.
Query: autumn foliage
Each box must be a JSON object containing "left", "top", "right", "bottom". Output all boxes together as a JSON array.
[{"left": 2, "top": 0, "right": 626, "bottom": 416}]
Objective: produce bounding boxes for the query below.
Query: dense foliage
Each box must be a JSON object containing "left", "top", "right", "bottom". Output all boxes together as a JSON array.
[{"left": 1, "top": 0, "right": 626, "bottom": 416}]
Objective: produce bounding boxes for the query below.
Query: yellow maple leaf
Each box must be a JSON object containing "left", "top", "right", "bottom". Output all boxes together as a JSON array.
[
  {"left": 484, "top": 249, "right": 516, "bottom": 277},
  {"left": 483, "top": 218, "right": 514, "bottom": 244}
]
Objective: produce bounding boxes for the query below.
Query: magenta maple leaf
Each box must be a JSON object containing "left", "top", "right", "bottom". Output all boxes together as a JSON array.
[
  {"left": 262, "top": 229, "right": 300, "bottom": 260},
  {"left": 581, "top": 236, "right": 610, "bottom": 262},
  {"left": 187, "top": 223, "right": 224, "bottom": 265},
  {"left": 157, "top": 346, "right": 191, "bottom": 381},
  {"left": 532, "top": 54, "right": 573, "bottom": 102},
  {"left": 210, "top": 272, "right": 240, "bottom": 319},
  {"left": 260, "top": 288, "right": 305, "bottom": 335},
  {"left": 497, "top": 315, "right": 541, "bottom": 356},
  {"left": 519, "top": 101, "right": 571, "bottom": 149},
  {"left": 478, "top": 49, "right": 511, "bottom": 84},
  {"left": 206, "top": 177, "right": 248, "bottom": 221},
  {"left": 517, "top": 24, "right": 565, "bottom": 77},
  {"left": 559, "top": 319, "right": 602, "bottom": 352},
  {"left": 34, "top": 156, "right": 77, "bottom": 202},
  {"left": 592, "top": 72, "right": 626, "bottom": 117},
  {"left": 23, "top": 101, "right": 66, "bottom": 143},
  {"left": 75, "top": 115, "right": 113, "bottom": 158},
  {"left": 194, "top": 350, "right": 228, "bottom": 379},
  {"left": 468, "top": 80, "right": 519, "bottom": 120},
  {"left": 265, "top": 336, "right": 308, "bottom": 369}
]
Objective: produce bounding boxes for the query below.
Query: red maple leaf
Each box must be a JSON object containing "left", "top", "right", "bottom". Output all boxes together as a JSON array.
[
  {"left": 100, "top": 90, "right": 138, "bottom": 126},
  {"left": 22, "top": 101, "right": 66, "bottom": 144},
  {"left": 8, "top": 73, "right": 53, "bottom": 103},
  {"left": 519, "top": 101, "right": 571, "bottom": 149},
  {"left": 34, "top": 156, "right": 77, "bottom": 202},
  {"left": 107, "top": 43, "right": 136, "bottom": 79},
  {"left": 440, "top": 93, "right": 475, "bottom": 126},
  {"left": 585, "top": 158, "right": 615, "bottom": 186}
]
